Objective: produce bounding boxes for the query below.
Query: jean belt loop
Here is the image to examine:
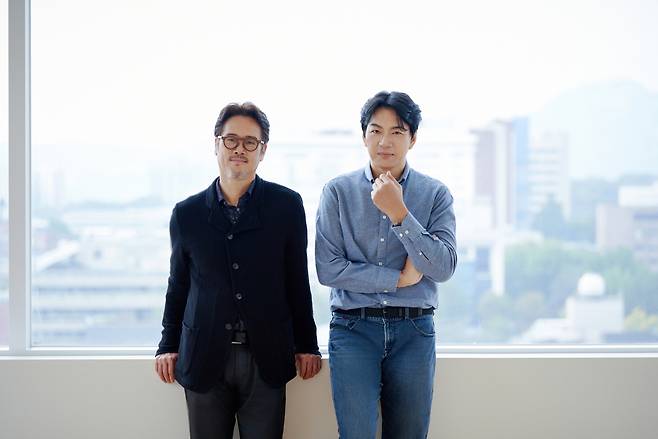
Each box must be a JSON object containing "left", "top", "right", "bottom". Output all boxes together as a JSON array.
[
  {"left": 404, "top": 307, "right": 410, "bottom": 319},
  {"left": 360, "top": 308, "right": 366, "bottom": 319}
]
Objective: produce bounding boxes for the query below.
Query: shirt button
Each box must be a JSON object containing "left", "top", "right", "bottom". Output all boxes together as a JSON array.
[
  {"left": 227, "top": 234, "right": 233, "bottom": 240},
  {"left": 382, "top": 215, "right": 387, "bottom": 219},
  {"left": 383, "top": 290, "right": 388, "bottom": 293},
  {"left": 380, "top": 238, "right": 385, "bottom": 242},
  {"left": 225, "top": 323, "right": 233, "bottom": 330},
  {"left": 232, "top": 263, "right": 239, "bottom": 270},
  {"left": 383, "top": 300, "right": 388, "bottom": 305},
  {"left": 235, "top": 293, "right": 243, "bottom": 300},
  {"left": 405, "top": 230, "right": 409, "bottom": 234},
  {"left": 399, "top": 233, "right": 403, "bottom": 237},
  {"left": 378, "top": 262, "right": 383, "bottom": 266}
]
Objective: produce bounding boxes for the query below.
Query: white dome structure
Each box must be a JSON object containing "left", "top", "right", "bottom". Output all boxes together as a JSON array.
[{"left": 576, "top": 272, "right": 606, "bottom": 296}]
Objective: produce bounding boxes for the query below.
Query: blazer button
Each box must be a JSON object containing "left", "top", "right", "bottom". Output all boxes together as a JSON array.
[
  {"left": 225, "top": 323, "right": 233, "bottom": 331},
  {"left": 235, "top": 293, "right": 243, "bottom": 300},
  {"left": 227, "top": 234, "right": 233, "bottom": 240},
  {"left": 232, "top": 263, "right": 239, "bottom": 270}
]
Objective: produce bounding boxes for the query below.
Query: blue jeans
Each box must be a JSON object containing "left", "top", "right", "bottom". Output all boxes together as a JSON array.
[{"left": 329, "top": 312, "right": 436, "bottom": 439}]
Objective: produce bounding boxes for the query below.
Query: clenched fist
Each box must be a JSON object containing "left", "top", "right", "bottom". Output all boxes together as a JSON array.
[{"left": 371, "top": 171, "right": 408, "bottom": 224}]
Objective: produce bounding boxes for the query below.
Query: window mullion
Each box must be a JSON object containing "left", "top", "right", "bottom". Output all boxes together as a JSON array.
[{"left": 8, "top": 0, "right": 31, "bottom": 354}]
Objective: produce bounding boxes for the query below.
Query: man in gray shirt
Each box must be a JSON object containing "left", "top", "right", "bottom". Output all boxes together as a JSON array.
[{"left": 315, "top": 91, "right": 457, "bottom": 439}]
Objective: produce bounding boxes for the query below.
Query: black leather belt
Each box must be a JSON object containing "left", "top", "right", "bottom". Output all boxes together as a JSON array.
[
  {"left": 231, "top": 330, "right": 248, "bottom": 345},
  {"left": 334, "top": 306, "right": 434, "bottom": 318}
]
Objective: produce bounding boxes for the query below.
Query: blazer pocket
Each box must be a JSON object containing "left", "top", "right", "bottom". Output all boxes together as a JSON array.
[{"left": 177, "top": 322, "right": 199, "bottom": 376}]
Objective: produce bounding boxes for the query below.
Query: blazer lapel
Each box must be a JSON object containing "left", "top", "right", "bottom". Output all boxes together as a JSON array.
[
  {"left": 232, "top": 176, "right": 263, "bottom": 234},
  {"left": 204, "top": 176, "right": 264, "bottom": 235},
  {"left": 205, "top": 178, "right": 232, "bottom": 233}
]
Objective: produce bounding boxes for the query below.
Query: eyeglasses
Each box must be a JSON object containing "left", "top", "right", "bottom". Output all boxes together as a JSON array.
[{"left": 216, "top": 135, "right": 265, "bottom": 152}]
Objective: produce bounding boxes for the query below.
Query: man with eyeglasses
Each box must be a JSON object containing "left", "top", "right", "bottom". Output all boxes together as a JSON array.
[
  {"left": 315, "top": 91, "right": 457, "bottom": 438},
  {"left": 155, "top": 102, "right": 321, "bottom": 439}
]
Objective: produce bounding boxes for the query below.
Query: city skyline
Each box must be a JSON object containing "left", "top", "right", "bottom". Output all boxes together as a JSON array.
[{"left": 7, "top": 114, "right": 656, "bottom": 346}]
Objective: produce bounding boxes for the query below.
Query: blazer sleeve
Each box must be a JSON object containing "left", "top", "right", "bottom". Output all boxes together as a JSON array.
[
  {"left": 285, "top": 193, "right": 320, "bottom": 355},
  {"left": 156, "top": 205, "right": 191, "bottom": 356}
]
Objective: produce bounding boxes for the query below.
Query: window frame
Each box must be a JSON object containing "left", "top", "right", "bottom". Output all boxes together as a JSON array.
[{"left": 3, "top": 0, "right": 658, "bottom": 357}]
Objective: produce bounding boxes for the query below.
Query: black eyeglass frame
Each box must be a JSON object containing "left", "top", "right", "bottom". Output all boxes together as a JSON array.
[{"left": 216, "top": 135, "right": 265, "bottom": 152}]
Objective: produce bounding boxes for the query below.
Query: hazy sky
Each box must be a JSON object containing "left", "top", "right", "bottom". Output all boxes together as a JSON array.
[{"left": 2, "top": 0, "right": 658, "bottom": 151}]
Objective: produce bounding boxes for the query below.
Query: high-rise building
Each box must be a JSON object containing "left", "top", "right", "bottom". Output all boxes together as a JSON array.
[
  {"left": 528, "top": 132, "right": 571, "bottom": 220},
  {"left": 597, "top": 182, "right": 658, "bottom": 271},
  {"left": 472, "top": 118, "right": 570, "bottom": 231},
  {"left": 512, "top": 118, "right": 532, "bottom": 227},
  {"left": 472, "top": 120, "right": 517, "bottom": 229}
]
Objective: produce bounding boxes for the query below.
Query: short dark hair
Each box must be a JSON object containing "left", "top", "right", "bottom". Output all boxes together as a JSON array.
[
  {"left": 214, "top": 102, "right": 270, "bottom": 143},
  {"left": 360, "top": 91, "right": 422, "bottom": 137}
]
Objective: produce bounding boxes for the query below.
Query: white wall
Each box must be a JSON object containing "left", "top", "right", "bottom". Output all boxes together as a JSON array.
[{"left": 1, "top": 356, "right": 657, "bottom": 439}]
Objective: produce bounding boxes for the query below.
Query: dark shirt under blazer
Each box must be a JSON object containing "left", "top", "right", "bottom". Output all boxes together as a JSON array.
[{"left": 156, "top": 176, "right": 319, "bottom": 392}]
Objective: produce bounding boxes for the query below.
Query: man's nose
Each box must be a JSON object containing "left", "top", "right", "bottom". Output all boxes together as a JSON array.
[{"left": 378, "top": 133, "right": 393, "bottom": 147}]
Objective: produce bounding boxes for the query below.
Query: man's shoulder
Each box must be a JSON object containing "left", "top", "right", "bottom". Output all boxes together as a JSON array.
[
  {"left": 169, "top": 187, "right": 210, "bottom": 230},
  {"left": 260, "top": 178, "right": 302, "bottom": 204},
  {"left": 325, "top": 168, "right": 364, "bottom": 190},
  {"left": 174, "top": 187, "right": 208, "bottom": 212},
  {"left": 408, "top": 168, "right": 450, "bottom": 195}
]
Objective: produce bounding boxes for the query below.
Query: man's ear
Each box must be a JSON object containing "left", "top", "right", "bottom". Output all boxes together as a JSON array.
[
  {"left": 259, "top": 143, "right": 268, "bottom": 161},
  {"left": 409, "top": 133, "right": 417, "bottom": 150}
]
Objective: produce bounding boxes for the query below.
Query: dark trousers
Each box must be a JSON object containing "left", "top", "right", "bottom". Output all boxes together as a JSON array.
[{"left": 184, "top": 344, "right": 286, "bottom": 439}]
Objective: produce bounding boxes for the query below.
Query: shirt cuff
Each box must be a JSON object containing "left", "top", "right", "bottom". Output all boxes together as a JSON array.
[
  {"left": 376, "top": 266, "right": 400, "bottom": 293},
  {"left": 392, "top": 212, "right": 427, "bottom": 244}
]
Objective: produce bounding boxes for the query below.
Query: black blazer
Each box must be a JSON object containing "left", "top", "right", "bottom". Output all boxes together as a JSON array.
[{"left": 156, "top": 176, "right": 319, "bottom": 392}]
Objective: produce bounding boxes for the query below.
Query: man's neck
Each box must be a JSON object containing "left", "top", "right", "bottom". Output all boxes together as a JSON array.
[{"left": 219, "top": 175, "right": 255, "bottom": 206}]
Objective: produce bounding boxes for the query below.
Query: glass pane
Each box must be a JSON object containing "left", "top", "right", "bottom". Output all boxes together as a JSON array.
[
  {"left": 30, "top": 2, "right": 191, "bottom": 346},
  {"left": 30, "top": 1, "right": 658, "bottom": 347},
  {"left": 0, "top": 0, "right": 8, "bottom": 346}
]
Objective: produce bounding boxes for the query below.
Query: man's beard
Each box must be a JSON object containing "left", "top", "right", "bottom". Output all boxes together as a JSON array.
[{"left": 227, "top": 168, "right": 251, "bottom": 180}]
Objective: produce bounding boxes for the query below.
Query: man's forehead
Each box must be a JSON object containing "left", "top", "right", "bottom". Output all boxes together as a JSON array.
[
  {"left": 367, "top": 120, "right": 409, "bottom": 130},
  {"left": 221, "top": 116, "right": 262, "bottom": 134}
]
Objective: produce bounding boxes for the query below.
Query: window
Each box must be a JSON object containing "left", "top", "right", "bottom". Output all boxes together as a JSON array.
[{"left": 18, "top": 0, "right": 658, "bottom": 349}]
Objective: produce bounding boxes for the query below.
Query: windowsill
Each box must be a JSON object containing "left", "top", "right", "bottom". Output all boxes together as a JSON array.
[{"left": 2, "top": 344, "right": 658, "bottom": 359}]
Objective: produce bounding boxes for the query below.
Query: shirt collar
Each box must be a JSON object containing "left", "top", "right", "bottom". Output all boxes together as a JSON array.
[
  {"left": 216, "top": 177, "right": 256, "bottom": 206},
  {"left": 363, "top": 162, "right": 410, "bottom": 184}
]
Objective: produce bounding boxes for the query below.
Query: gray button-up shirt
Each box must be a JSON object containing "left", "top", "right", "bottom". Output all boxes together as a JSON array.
[{"left": 315, "top": 163, "right": 457, "bottom": 310}]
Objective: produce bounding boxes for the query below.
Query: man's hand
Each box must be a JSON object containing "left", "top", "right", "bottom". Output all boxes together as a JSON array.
[
  {"left": 371, "top": 171, "right": 408, "bottom": 224},
  {"left": 295, "top": 353, "right": 322, "bottom": 380},
  {"left": 397, "top": 257, "right": 423, "bottom": 288},
  {"left": 155, "top": 352, "right": 179, "bottom": 384}
]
